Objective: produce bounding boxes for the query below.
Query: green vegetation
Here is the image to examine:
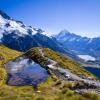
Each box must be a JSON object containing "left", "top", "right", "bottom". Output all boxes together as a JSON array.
[
  {"left": 0, "top": 68, "right": 7, "bottom": 85},
  {"left": 83, "top": 92, "right": 100, "bottom": 100},
  {"left": 43, "top": 48, "right": 96, "bottom": 78},
  {"left": 0, "top": 45, "right": 99, "bottom": 100},
  {"left": 25, "top": 47, "right": 47, "bottom": 66},
  {"left": 0, "top": 44, "right": 21, "bottom": 85},
  {"left": 0, "top": 44, "right": 21, "bottom": 66},
  {"left": 24, "top": 47, "right": 96, "bottom": 78}
]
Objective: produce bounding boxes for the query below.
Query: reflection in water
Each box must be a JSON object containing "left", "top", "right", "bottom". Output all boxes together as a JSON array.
[{"left": 5, "top": 56, "right": 48, "bottom": 86}]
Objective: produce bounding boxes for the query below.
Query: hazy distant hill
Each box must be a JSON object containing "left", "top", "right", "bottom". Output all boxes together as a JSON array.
[{"left": 55, "top": 30, "right": 100, "bottom": 62}]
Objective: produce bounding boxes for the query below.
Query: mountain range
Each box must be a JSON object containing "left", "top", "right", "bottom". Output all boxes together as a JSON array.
[
  {"left": 55, "top": 30, "right": 100, "bottom": 63},
  {"left": 0, "top": 10, "right": 78, "bottom": 61},
  {"left": 0, "top": 10, "right": 100, "bottom": 64}
]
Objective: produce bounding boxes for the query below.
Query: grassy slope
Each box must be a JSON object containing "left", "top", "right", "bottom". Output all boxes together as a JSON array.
[
  {"left": 43, "top": 48, "right": 97, "bottom": 79},
  {"left": 0, "top": 44, "right": 21, "bottom": 66},
  {"left": 0, "top": 46, "right": 99, "bottom": 100},
  {"left": 0, "top": 44, "right": 21, "bottom": 84},
  {"left": 25, "top": 47, "right": 96, "bottom": 79},
  {"left": 25, "top": 47, "right": 100, "bottom": 100}
]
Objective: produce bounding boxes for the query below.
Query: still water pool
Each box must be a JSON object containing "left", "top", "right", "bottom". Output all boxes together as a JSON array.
[{"left": 5, "top": 56, "right": 48, "bottom": 86}]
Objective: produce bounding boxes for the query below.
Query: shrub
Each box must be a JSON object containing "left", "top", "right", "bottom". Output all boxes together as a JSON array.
[
  {"left": 63, "top": 82, "right": 73, "bottom": 89},
  {"left": 83, "top": 92, "right": 100, "bottom": 100},
  {"left": 0, "top": 68, "right": 7, "bottom": 85},
  {"left": 61, "top": 88, "right": 69, "bottom": 94},
  {"left": 35, "top": 95, "right": 45, "bottom": 100},
  {"left": 54, "top": 80, "right": 62, "bottom": 86}
]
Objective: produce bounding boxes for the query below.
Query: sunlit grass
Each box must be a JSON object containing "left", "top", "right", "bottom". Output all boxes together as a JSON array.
[
  {"left": 43, "top": 48, "right": 96, "bottom": 79},
  {"left": 0, "top": 45, "right": 99, "bottom": 100}
]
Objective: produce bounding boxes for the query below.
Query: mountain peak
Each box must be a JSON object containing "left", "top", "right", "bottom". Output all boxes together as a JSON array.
[
  {"left": 0, "top": 10, "right": 11, "bottom": 20},
  {"left": 55, "top": 30, "right": 74, "bottom": 40},
  {"left": 60, "top": 29, "right": 70, "bottom": 35}
]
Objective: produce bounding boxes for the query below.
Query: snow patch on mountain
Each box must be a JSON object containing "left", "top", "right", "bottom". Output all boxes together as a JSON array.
[
  {"left": 42, "top": 31, "right": 51, "bottom": 37},
  {"left": 0, "top": 28, "right": 4, "bottom": 41},
  {"left": 0, "top": 11, "right": 51, "bottom": 38},
  {"left": 0, "top": 15, "right": 6, "bottom": 24},
  {"left": 7, "top": 20, "right": 27, "bottom": 34}
]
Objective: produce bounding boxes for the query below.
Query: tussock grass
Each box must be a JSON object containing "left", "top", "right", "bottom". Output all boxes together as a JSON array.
[
  {"left": 0, "top": 46, "right": 99, "bottom": 100},
  {"left": 43, "top": 48, "right": 96, "bottom": 79},
  {"left": 0, "top": 44, "right": 21, "bottom": 66}
]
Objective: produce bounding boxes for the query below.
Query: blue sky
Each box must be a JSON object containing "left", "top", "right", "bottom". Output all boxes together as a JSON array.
[{"left": 0, "top": 0, "right": 100, "bottom": 37}]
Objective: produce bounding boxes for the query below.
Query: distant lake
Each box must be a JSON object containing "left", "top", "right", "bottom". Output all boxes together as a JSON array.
[
  {"left": 5, "top": 56, "right": 48, "bottom": 86},
  {"left": 84, "top": 67, "right": 100, "bottom": 78}
]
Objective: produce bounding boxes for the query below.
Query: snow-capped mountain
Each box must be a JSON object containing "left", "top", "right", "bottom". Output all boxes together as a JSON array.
[
  {"left": 0, "top": 10, "right": 78, "bottom": 60},
  {"left": 0, "top": 10, "right": 50, "bottom": 38},
  {"left": 55, "top": 30, "right": 100, "bottom": 62}
]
